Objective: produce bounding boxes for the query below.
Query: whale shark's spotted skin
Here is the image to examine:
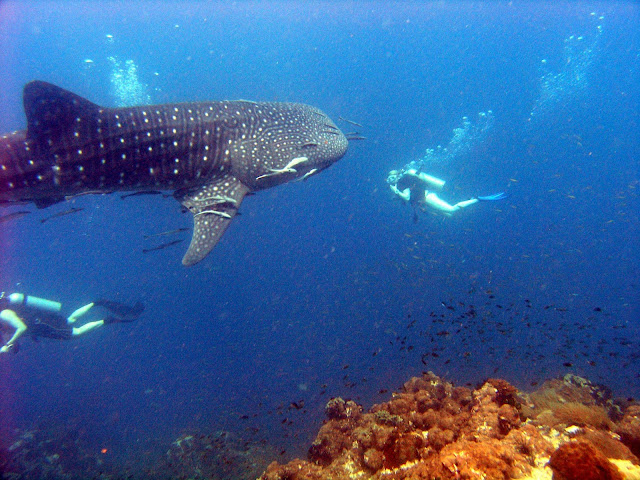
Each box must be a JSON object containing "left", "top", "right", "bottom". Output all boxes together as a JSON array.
[{"left": 0, "top": 81, "right": 348, "bottom": 265}]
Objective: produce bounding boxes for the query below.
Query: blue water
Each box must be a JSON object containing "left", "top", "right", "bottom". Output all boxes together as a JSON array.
[{"left": 0, "top": 0, "right": 638, "bottom": 467}]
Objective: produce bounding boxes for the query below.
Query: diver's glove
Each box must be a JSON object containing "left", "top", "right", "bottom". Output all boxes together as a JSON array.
[{"left": 477, "top": 192, "right": 509, "bottom": 201}]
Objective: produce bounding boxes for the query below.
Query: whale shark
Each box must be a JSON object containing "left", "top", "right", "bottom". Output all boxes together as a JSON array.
[{"left": 0, "top": 81, "right": 349, "bottom": 265}]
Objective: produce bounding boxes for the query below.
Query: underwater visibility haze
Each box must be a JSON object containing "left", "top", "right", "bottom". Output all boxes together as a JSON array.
[{"left": 0, "top": 1, "right": 638, "bottom": 477}]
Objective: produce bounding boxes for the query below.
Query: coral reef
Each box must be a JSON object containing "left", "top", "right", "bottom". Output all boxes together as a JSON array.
[
  {"left": 152, "top": 430, "right": 275, "bottom": 480},
  {"left": 616, "top": 406, "right": 640, "bottom": 458},
  {"left": 3, "top": 373, "right": 640, "bottom": 480},
  {"left": 1, "top": 424, "right": 118, "bottom": 480},
  {"left": 259, "top": 372, "right": 640, "bottom": 480},
  {"left": 0, "top": 425, "right": 273, "bottom": 480},
  {"left": 548, "top": 440, "right": 623, "bottom": 480}
]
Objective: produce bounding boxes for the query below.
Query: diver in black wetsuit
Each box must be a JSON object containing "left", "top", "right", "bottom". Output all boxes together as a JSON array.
[{"left": 0, "top": 292, "right": 144, "bottom": 354}]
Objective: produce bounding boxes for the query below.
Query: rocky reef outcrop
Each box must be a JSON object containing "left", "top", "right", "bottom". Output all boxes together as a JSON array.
[{"left": 260, "top": 372, "right": 640, "bottom": 480}]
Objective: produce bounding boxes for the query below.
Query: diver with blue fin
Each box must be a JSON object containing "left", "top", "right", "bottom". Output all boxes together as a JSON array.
[
  {"left": 387, "top": 168, "right": 508, "bottom": 221},
  {"left": 0, "top": 292, "right": 144, "bottom": 354}
]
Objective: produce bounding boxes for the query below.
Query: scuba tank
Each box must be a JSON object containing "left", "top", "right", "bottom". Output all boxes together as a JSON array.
[
  {"left": 7, "top": 293, "right": 62, "bottom": 312},
  {"left": 419, "top": 173, "right": 446, "bottom": 190}
]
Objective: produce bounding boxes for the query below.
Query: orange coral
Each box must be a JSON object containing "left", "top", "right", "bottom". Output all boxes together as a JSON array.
[
  {"left": 548, "top": 440, "right": 624, "bottom": 480},
  {"left": 258, "top": 372, "right": 639, "bottom": 480},
  {"left": 579, "top": 429, "right": 638, "bottom": 462},
  {"left": 616, "top": 405, "right": 640, "bottom": 458},
  {"left": 441, "top": 438, "right": 519, "bottom": 480}
]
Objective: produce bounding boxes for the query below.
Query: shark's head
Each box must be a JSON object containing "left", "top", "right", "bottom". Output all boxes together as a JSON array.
[
  {"left": 233, "top": 102, "right": 348, "bottom": 190},
  {"left": 296, "top": 104, "right": 349, "bottom": 172}
]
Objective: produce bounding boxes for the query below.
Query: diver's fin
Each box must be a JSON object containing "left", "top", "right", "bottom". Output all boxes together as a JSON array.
[
  {"left": 93, "top": 300, "right": 144, "bottom": 319},
  {"left": 23, "top": 80, "right": 102, "bottom": 141},
  {"left": 477, "top": 192, "right": 509, "bottom": 202},
  {"left": 175, "top": 176, "right": 249, "bottom": 266},
  {"left": 104, "top": 315, "right": 135, "bottom": 324}
]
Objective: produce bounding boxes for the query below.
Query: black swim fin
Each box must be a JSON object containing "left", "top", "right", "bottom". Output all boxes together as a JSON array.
[
  {"left": 94, "top": 300, "right": 144, "bottom": 320},
  {"left": 104, "top": 315, "right": 137, "bottom": 324}
]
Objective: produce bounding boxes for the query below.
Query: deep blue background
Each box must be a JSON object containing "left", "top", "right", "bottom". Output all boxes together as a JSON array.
[{"left": 0, "top": 0, "right": 638, "bottom": 466}]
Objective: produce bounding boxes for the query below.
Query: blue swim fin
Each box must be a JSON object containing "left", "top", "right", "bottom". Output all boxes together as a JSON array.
[{"left": 477, "top": 192, "right": 509, "bottom": 202}]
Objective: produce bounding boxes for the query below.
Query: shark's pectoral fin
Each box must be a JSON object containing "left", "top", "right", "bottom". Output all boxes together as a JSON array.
[{"left": 175, "top": 176, "right": 249, "bottom": 266}]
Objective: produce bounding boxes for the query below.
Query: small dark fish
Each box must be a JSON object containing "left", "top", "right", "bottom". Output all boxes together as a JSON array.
[
  {"left": 143, "top": 228, "right": 189, "bottom": 239},
  {"left": 338, "top": 116, "right": 363, "bottom": 128},
  {"left": 0, "top": 210, "right": 31, "bottom": 223},
  {"left": 346, "top": 135, "right": 367, "bottom": 141},
  {"left": 121, "top": 190, "right": 167, "bottom": 200},
  {"left": 40, "top": 207, "right": 84, "bottom": 223},
  {"left": 142, "top": 239, "right": 184, "bottom": 253},
  {"left": 289, "top": 401, "right": 304, "bottom": 410}
]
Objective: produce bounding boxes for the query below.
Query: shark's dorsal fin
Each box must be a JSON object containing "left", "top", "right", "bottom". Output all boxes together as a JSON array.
[
  {"left": 23, "top": 80, "right": 101, "bottom": 140},
  {"left": 175, "top": 176, "right": 249, "bottom": 266}
]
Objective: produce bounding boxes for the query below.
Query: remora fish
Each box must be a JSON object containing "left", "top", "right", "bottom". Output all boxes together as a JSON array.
[
  {"left": 121, "top": 190, "right": 170, "bottom": 200},
  {"left": 0, "top": 81, "right": 349, "bottom": 265},
  {"left": 40, "top": 206, "right": 84, "bottom": 223},
  {"left": 143, "top": 227, "right": 189, "bottom": 239},
  {"left": 0, "top": 210, "right": 30, "bottom": 223},
  {"left": 142, "top": 239, "right": 183, "bottom": 254}
]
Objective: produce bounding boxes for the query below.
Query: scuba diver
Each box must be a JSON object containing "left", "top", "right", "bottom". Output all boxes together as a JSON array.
[
  {"left": 387, "top": 168, "right": 508, "bottom": 221},
  {"left": 0, "top": 292, "right": 144, "bottom": 354}
]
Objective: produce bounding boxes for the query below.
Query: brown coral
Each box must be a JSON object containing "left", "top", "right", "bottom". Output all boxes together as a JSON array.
[
  {"left": 487, "top": 378, "right": 520, "bottom": 408},
  {"left": 553, "top": 402, "right": 613, "bottom": 429}
]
